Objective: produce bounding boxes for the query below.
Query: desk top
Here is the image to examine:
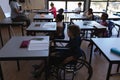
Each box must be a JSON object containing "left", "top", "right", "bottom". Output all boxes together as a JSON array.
[
  {"left": 26, "top": 22, "right": 56, "bottom": 32},
  {"left": 73, "top": 20, "right": 106, "bottom": 30},
  {"left": 33, "top": 14, "right": 54, "bottom": 20},
  {"left": 111, "top": 20, "right": 120, "bottom": 26},
  {"left": 0, "top": 36, "right": 49, "bottom": 60},
  {"left": 91, "top": 38, "right": 120, "bottom": 62},
  {"left": 69, "top": 13, "right": 86, "bottom": 19},
  {"left": 108, "top": 14, "right": 120, "bottom": 20},
  {"left": 0, "top": 17, "right": 24, "bottom": 25},
  {"left": 32, "top": 9, "right": 51, "bottom": 14}
]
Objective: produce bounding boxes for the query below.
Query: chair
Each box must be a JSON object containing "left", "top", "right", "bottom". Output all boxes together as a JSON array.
[
  {"left": 49, "top": 50, "right": 92, "bottom": 80},
  {"left": 107, "top": 21, "right": 119, "bottom": 37},
  {"left": 49, "top": 40, "right": 93, "bottom": 80}
]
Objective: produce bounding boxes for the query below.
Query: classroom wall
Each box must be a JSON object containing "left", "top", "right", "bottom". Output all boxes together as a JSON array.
[
  {"left": 0, "top": 0, "right": 11, "bottom": 17},
  {"left": 21, "top": 0, "right": 45, "bottom": 10}
]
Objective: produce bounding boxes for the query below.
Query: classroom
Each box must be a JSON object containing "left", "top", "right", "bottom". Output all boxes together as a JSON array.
[{"left": 0, "top": 0, "right": 120, "bottom": 80}]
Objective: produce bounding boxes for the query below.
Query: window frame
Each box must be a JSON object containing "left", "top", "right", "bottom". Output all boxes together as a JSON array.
[
  {"left": 90, "top": 0, "right": 120, "bottom": 13},
  {"left": 47, "top": 0, "right": 85, "bottom": 11}
]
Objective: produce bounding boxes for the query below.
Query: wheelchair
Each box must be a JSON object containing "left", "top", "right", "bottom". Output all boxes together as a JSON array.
[{"left": 49, "top": 40, "right": 93, "bottom": 80}]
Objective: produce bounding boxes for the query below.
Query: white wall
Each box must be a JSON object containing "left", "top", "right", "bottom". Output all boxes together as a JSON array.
[
  {"left": 21, "top": 0, "right": 45, "bottom": 10},
  {"left": 0, "top": 0, "right": 11, "bottom": 17}
]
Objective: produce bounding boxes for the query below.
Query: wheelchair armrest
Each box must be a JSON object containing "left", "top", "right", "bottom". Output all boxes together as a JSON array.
[
  {"left": 55, "top": 47, "right": 69, "bottom": 50},
  {"left": 54, "top": 39, "right": 69, "bottom": 43}
]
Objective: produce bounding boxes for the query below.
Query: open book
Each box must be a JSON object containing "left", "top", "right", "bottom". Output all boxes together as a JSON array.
[{"left": 28, "top": 38, "right": 49, "bottom": 50}]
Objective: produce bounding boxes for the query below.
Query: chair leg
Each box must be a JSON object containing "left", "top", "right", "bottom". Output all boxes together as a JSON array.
[
  {"left": 117, "top": 64, "right": 120, "bottom": 72},
  {"left": 72, "top": 71, "right": 75, "bottom": 80},
  {"left": 63, "top": 69, "right": 65, "bottom": 80}
]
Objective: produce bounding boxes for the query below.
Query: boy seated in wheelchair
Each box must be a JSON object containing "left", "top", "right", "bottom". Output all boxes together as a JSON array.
[{"left": 49, "top": 24, "right": 82, "bottom": 66}]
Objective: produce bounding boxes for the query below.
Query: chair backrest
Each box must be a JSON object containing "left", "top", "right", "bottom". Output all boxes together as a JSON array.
[
  {"left": 93, "top": 15, "right": 100, "bottom": 20},
  {"left": 107, "top": 21, "right": 115, "bottom": 37},
  {"left": 107, "top": 20, "right": 119, "bottom": 37}
]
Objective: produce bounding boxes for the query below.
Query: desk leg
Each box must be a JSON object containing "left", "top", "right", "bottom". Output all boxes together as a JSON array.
[
  {"left": 8, "top": 26, "right": 11, "bottom": 39},
  {"left": 106, "top": 63, "right": 112, "bottom": 80},
  {"left": 0, "top": 63, "right": 4, "bottom": 80},
  {"left": 0, "top": 28, "right": 3, "bottom": 46},
  {"left": 21, "top": 25, "right": 24, "bottom": 36},
  {"left": 89, "top": 41, "right": 93, "bottom": 64},
  {"left": 117, "top": 28, "right": 120, "bottom": 37},
  {"left": 117, "top": 64, "right": 120, "bottom": 72},
  {"left": 17, "top": 60, "right": 20, "bottom": 71},
  {"left": 45, "top": 59, "right": 48, "bottom": 80}
]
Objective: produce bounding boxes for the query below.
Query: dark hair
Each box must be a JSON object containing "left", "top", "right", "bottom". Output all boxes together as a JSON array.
[
  {"left": 101, "top": 12, "right": 108, "bottom": 20},
  {"left": 78, "top": 2, "right": 82, "bottom": 5},
  {"left": 50, "top": 2, "right": 54, "bottom": 6},
  {"left": 58, "top": 8, "right": 64, "bottom": 14},
  {"left": 68, "top": 24, "right": 80, "bottom": 37},
  {"left": 56, "top": 8, "right": 64, "bottom": 22},
  {"left": 88, "top": 8, "right": 93, "bottom": 14}
]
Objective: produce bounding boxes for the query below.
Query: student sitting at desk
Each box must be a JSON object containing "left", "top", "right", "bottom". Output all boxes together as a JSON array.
[
  {"left": 55, "top": 8, "right": 65, "bottom": 39},
  {"left": 95, "top": 12, "right": 109, "bottom": 37},
  {"left": 83, "top": 8, "right": 94, "bottom": 20},
  {"left": 9, "top": 0, "right": 30, "bottom": 27},
  {"left": 94, "top": 12, "right": 109, "bottom": 52},
  {"left": 74, "top": 2, "right": 82, "bottom": 14}
]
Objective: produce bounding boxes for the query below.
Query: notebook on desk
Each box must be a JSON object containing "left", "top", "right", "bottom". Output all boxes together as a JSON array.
[{"left": 28, "top": 38, "right": 49, "bottom": 50}]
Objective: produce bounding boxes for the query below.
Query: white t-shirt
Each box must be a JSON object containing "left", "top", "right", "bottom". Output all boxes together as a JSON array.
[
  {"left": 10, "top": 1, "right": 20, "bottom": 18},
  {"left": 75, "top": 7, "right": 81, "bottom": 13}
]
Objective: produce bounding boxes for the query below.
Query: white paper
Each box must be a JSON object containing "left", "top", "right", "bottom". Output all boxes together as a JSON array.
[
  {"left": 43, "top": 24, "right": 55, "bottom": 28},
  {"left": 28, "top": 39, "right": 49, "bottom": 50}
]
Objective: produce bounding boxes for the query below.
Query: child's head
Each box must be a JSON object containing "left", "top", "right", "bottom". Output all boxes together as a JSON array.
[
  {"left": 67, "top": 24, "right": 80, "bottom": 38},
  {"left": 50, "top": 2, "right": 54, "bottom": 7},
  {"left": 58, "top": 8, "right": 64, "bottom": 14},
  {"left": 78, "top": 2, "right": 82, "bottom": 7},
  {"left": 101, "top": 12, "right": 108, "bottom": 21},
  {"left": 88, "top": 8, "right": 93, "bottom": 14}
]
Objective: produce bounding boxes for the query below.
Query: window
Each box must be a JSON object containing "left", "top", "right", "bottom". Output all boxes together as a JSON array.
[
  {"left": 48, "top": 0, "right": 85, "bottom": 11},
  {"left": 90, "top": 0, "right": 120, "bottom": 14},
  {"left": 108, "top": 2, "right": 120, "bottom": 14},
  {"left": 67, "top": 1, "right": 84, "bottom": 11},
  {"left": 48, "top": 1, "right": 65, "bottom": 10},
  {"left": 90, "top": 2, "right": 107, "bottom": 12}
]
